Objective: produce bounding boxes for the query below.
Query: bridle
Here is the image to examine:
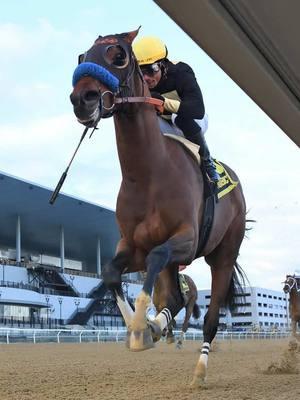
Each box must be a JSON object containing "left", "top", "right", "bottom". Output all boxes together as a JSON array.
[
  {"left": 50, "top": 35, "right": 163, "bottom": 205},
  {"left": 72, "top": 44, "right": 163, "bottom": 122},
  {"left": 283, "top": 276, "right": 300, "bottom": 293}
]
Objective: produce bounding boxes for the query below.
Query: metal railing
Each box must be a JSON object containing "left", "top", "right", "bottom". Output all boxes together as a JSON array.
[{"left": 0, "top": 328, "right": 290, "bottom": 345}]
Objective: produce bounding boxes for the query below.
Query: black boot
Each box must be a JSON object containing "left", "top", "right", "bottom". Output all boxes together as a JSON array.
[
  {"left": 186, "top": 130, "right": 219, "bottom": 183},
  {"left": 198, "top": 131, "right": 219, "bottom": 183}
]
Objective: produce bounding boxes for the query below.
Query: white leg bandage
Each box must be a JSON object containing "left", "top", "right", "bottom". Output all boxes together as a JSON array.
[
  {"left": 199, "top": 342, "right": 210, "bottom": 367},
  {"left": 154, "top": 308, "right": 172, "bottom": 331},
  {"left": 116, "top": 294, "right": 134, "bottom": 327}
]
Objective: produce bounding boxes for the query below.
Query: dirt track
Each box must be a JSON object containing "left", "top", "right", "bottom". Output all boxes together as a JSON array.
[{"left": 0, "top": 339, "right": 299, "bottom": 400}]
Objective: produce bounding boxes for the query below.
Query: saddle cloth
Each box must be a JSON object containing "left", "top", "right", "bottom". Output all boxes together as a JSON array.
[
  {"left": 163, "top": 133, "right": 238, "bottom": 200},
  {"left": 179, "top": 274, "right": 190, "bottom": 306}
]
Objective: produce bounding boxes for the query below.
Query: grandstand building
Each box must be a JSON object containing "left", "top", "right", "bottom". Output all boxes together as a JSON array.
[
  {"left": 0, "top": 171, "right": 142, "bottom": 329},
  {"left": 196, "top": 287, "right": 290, "bottom": 331}
]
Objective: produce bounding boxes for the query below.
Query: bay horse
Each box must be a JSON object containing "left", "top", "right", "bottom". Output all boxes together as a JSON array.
[
  {"left": 283, "top": 275, "right": 300, "bottom": 340},
  {"left": 154, "top": 273, "right": 200, "bottom": 349},
  {"left": 70, "top": 28, "right": 247, "bottom": 386}
]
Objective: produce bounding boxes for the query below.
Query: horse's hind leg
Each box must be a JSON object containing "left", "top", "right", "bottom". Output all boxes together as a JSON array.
[
  {"left": 192, "top": 214, "right": 245, "bottom": 386},
  {"left": 177, "top": 305, "right": 192, "bottom": 349}
]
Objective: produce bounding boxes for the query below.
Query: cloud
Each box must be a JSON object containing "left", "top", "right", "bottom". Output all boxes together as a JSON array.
[{"left": 0, "top": 20, "right": 70, "bottom": 57}]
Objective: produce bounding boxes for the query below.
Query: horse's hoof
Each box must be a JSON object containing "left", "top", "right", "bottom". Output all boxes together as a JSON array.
[
  {"left": 176, "top": 340, "right": 182, "bottom": 349},
  {"left": 126, "top": 327, "right": 154, "bottom": 351},
  {"left": 167, "top": 336, "right": 175, "bottom": 344},
  {"left": 148, "top": 321, "right": 162, "bottom": 343},
  {"left": 190, "top": 375, "right": 206, "bottom": 388},
  {"left": 190, "top": 362, "right": 207, "bottom": 387}
]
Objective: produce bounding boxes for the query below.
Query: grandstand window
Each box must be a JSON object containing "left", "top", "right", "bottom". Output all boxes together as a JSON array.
[
  {"left": 231, "top": 312, "right": 252, "bottom": 317},
  {"left": 235, "top": 293, "right": 251, "bottom": 297},
  {"left": 234, "top": 302, "right": 251, "bottom": 307}
]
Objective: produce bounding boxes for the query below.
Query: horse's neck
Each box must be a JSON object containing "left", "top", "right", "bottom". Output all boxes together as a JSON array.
[{"left": 114, "top": 82, "right": 166, "bottom": 180}]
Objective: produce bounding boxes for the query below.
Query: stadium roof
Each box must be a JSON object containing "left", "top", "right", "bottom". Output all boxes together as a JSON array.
[
  {"left": 155, "top": 0, "right": 300, "bottom": 147},
  {"left": 0, "top": 171, "right": 120, "bottom": 270}
]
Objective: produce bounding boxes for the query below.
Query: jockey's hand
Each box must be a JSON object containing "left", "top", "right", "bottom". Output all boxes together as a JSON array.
[
  {"left": 151, "top": 91, "right": 165, "bottom": 102},
  {"left": 151, "top": 92, "right": 171, "bottom": 115}
]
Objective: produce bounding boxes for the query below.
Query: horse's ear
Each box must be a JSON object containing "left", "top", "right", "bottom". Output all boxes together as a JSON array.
[{"left": 123, "top": 26, "right": 141, "bottom": 44}]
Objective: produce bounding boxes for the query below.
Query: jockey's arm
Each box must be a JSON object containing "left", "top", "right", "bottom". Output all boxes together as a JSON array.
[{"left": 175, "top": 63, "right": 205, "bottom": 120}]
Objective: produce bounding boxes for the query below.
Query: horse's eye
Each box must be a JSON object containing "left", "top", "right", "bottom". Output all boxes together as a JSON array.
[{"left": 105, "top": 45, "right": 129, "bottom": 68}]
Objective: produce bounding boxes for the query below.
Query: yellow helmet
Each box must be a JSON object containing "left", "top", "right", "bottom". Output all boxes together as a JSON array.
[{"left": 133, "top": 36, "right": 167, "bottom": 65}]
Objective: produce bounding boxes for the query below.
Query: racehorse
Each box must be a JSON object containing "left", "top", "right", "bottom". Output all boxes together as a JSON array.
[
  {"left": 154, "top": 273, "right": 200, "bottom": 349},
  {"left": 283, "top": 275, "right": 300, "bottom": 340},
  {"left": 70, "top": 28, "right": 247, "bottom": 386}
]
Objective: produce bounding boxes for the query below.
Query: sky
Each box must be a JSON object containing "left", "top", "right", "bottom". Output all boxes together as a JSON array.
[{"left": 0, "top": 1, "right": 299, "bottom": 292}]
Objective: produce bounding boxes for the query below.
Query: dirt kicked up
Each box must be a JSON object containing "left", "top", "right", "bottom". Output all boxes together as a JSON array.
[{"left": 0, "top": 339, "right": 299, "bottom": 400}]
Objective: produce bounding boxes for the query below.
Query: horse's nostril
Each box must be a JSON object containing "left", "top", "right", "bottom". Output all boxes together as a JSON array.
[
  {"left": 70, "top": 92, "right": 80, "bottom": 106},
  {"left": 70, "top": 90, "right": 100, "bottom": 107},
  {"left": 83, "top": 90, "right": 100, "bottom": 104}
]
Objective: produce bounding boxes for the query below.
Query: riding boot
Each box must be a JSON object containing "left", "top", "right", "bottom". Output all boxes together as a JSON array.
[
  {"left": 185, "top": 130, "right": 219, "bottom": 183},
  {"left": 198, "top": 131, "right": 219, "bottom": 183}
]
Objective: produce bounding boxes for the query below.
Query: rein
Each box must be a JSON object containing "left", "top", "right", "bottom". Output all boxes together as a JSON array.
[{"left": 114, "top": 95, "right": 163, "bottom": 112}]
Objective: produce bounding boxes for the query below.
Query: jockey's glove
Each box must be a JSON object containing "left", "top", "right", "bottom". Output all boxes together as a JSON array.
[
  {"left": 151, "top": 91, "right": 165, "bottom": 102},
  {"left": 151, "top": 92, "right": 171, "bottom": 116}
]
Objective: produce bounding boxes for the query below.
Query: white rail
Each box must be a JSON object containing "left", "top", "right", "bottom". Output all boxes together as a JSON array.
[{"left": 0, "top": 328, "right": 290, "bottom": 345}]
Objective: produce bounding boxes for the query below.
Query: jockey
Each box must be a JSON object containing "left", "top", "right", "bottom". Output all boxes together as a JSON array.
[{"left": 133, "top": 36, "right": 219, "bottom": 183}]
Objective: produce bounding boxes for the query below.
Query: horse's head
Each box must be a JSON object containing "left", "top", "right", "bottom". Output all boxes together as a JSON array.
[
  {"left": 70, "top": 28, "right": 141, "bottom": 127},
  {"left": 283, "top": 275, "right": 296, "bottom": 293}
]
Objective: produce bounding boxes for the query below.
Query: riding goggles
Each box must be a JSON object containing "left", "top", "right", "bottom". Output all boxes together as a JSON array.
[{"left": 140, "top": 62, "right": 161, "bottom": 77}]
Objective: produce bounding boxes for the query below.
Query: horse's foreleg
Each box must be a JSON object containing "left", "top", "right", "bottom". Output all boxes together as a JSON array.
[
  {"left": 176, "top": 331, "right": 184, "bottom": 349},
  {"left": 128, "top": 229, "right": 195, "bottom": 351},
  {"left": 102, "top": 250, "right": 134, "bottom": 328},
  {"left": 166, "top": 321, "right": 176, "bottom": 344},
  {"left": 128, "top": 243, "right": 171, "bottom": 350},
  {"left": 291, "top": 320, "right": 297, "bottom": 338}
]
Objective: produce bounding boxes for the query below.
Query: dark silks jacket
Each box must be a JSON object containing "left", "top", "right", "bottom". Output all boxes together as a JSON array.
[{"left": 153, "top": 60, "right": 205, "bottom": 136}]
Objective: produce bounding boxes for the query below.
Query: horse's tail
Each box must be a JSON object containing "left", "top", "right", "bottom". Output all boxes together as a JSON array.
[
  {"left": 192, "top": 303, "right": 201, "bottom": 320},
  {"left": 225, "top": 261, "right": 249, "bottom": 312}
]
